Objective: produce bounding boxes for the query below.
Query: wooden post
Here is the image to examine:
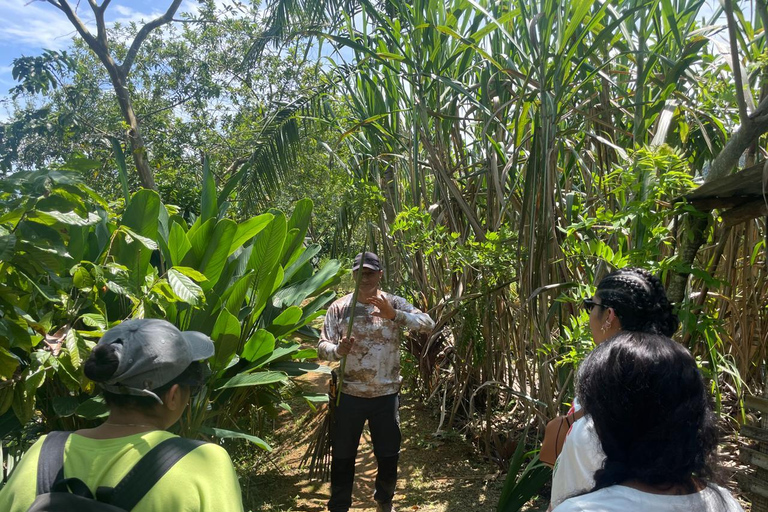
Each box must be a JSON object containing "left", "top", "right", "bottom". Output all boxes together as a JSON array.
[{"left": 738, "top": 394, "right": 768, "bottom": 511}]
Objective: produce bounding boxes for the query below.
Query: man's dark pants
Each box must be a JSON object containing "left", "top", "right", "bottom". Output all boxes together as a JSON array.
[{"left": 328, "top": 392, "right": 401, "bottom": 512}]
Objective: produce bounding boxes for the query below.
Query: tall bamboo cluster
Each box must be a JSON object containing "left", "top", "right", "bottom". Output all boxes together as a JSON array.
[{"left": 267, "top": 0, "right": 767, "bottom": 456}]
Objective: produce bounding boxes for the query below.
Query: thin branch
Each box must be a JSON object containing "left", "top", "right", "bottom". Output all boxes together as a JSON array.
[
  {"left": 170, "top": 18, "right": 219, "bottom": 24},
  {"left": 87, "top": 0, "right": 108, "bottom": 49},
  {"left": 45, "top": 0, "right": 100, "bottom": 51},
  {"left": 137, "top": 93, "right": 196, "bottom": 120},
  {"left": 120, "top": 0, "right": 184, "bottom": 76},
  {"left": 723, "top": 0, "right": 749, "bottom": 123}
]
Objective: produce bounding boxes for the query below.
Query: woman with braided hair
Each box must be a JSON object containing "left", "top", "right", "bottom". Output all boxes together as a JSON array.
[
  {"left": 549, "top": 268, "right": 680, "bottom": 508},
  {"left": 552, "top": 332, "right": 743, "bottom": 511}
]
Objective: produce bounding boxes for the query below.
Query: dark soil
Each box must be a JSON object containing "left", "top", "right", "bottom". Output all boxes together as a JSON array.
[{"left": 235, "top": 372, "right": 548, "bottom": 512}]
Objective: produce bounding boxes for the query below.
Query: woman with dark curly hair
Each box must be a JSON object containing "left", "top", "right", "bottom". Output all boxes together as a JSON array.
[
  {"left": 550, "top": 267, "right": 680, "bottom": 507},
  {"left": 552, "top": 332, "right": 742, "bottom": 511}
]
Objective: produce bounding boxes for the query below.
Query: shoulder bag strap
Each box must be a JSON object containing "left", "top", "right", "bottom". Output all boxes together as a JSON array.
[
  {"left": 35, "top": 431, "right": 72, "bottom": 495},
  {"left": 106, "top": 437, "right": 206, "bottom": 511}
]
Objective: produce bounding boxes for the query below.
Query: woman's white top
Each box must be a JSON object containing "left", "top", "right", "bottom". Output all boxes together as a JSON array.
[
  {"left": 552, "top": 483, "right": 744, "bottom": 512},
  {"left": 550, "top": 402, "right": 604, "bottom": 508}
]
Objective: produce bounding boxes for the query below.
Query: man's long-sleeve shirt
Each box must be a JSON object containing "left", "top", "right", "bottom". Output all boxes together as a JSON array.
[{"left": 318, "top": 291, "right": 435, "bottom": 398}]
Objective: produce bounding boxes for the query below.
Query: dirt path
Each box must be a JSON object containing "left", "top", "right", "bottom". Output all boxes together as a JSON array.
[{"left": 237, "top": 373, "right": 540, "bottom": 512}]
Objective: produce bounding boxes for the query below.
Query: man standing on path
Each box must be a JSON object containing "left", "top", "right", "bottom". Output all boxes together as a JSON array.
[{"left": 318, "top": 252, "right": 435, "bottom": 512}]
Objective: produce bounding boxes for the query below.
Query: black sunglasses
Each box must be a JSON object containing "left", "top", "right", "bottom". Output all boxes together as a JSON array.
[{"left": 582, "top": 297, "right": 607, "bottom": 312}]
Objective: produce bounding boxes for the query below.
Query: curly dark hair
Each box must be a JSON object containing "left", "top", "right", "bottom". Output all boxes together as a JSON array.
[
  {"left": 577, "top": 332, "right": 718, "bottom": 491},
  {"left": 84, "top": 343, "right": 207, "bottom": 409},
  {"left": 596, "top": 267, "right": 678, "bottom": 336}
]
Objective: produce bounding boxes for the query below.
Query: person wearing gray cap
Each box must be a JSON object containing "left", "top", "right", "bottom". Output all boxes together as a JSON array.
[
  {"left": 0, "top": 319, "right": 244, "bottom": 512},
  {"left": 318, "top": 252, "right": 435, "bottom": 512}
]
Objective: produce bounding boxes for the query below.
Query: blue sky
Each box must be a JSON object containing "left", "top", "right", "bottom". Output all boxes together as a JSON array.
[
  {"left": 0, "top": 0, "right": 733, "bottom": 122},
  {"left": 0, "top": 0, "right": 204, "bottom": 119}
]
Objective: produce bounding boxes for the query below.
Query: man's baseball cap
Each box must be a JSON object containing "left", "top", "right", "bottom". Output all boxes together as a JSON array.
[
  {"left": 352, "top": 251, "right": 381, "bottom": 271},
  {"left": 96, "top": 319, "right": 214, "bottom": 403}
]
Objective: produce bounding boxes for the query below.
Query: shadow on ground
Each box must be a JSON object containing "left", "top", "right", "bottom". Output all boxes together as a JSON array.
[{"left": 237, "top": 372, "right": 548, "bottom": 512}]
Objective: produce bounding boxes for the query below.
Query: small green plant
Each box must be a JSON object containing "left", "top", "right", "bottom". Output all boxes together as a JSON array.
[{"left": 496, "top": 429, "right": 551, "bottom": 512}]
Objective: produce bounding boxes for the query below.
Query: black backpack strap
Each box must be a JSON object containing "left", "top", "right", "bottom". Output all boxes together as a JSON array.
[
  {"left": 107, "top": 437, "right": 206, "bottom": 510},
  {"left": 35, "top": 431, "right": 72, "bottom": 495},
  {"left": 51, "top": 477, "right": 96, "bottom": 497}
]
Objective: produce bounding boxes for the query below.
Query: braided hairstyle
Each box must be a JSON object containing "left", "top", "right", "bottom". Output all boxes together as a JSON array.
[
  {"left": 596, "top": 267, "right": 678, "bottom": 336},
  {"left": 577, "top": 332, "right": 718, "bottom": 492}
]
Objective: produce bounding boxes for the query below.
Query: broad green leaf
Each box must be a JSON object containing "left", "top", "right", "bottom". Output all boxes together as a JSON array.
[
  {"left": 201, "top": 157, "right": 217, "bottom": 222},
  {"left": 18, "top": 271, "right": 61, "bottom": 302},
  {"left": 13, "top": 368, "right": 45, "bottom": 423},
  {"left": 241, "top": 329, "right": 275, "bottom": 362},
  {"left": 1, "top": 317, "right": 32, "bottom": 351},
  {"left": 282, "top": 199, "right": 313, "bottom": 265},
  {"left": 229, "top": 213, "right": 273, "bottom": 256},
  {"left": 167, "top": 268, "right": 204, "bottom": 306},
  {"left": 269, "top": 361, "right": 331, "bottom": 376},
  {"left": 121, "top": 189, "right": 161, "bottom": 237},
  {"left": 267, "top": 306, "right": 312, "bottom": 339},
  {"left": 300, "top": 392, "right": 329, "bottom": 412},
  {"left": 272, "top": 306, "right": 303, "bottom": 327},
  {"left": 211, "top": 308, "right": 240, "bottom": 372},
  {"left": 184, "top": 218, "right": 216, "bottom": 268},
  {"left": 248, "top": 213, "right": 287, "bottom": 279},
  {"left": 120, "top": 226, "right": 158, "bottom": 250},
  {"left": 281, "top": 243, "right": 322, "bottom": 285},
  {"left": 0, "top": 347, "right": 21, "bottom": 379},
  {"left": 52, "top": 396, "right": 79, "bottom": 417},
  {"left": 115, "top": 189, "right": 160, "bottom": 286},
  {"left": 29, "top": 210, "right": 100, "bottom": 227},
  {"left": 80, "top": 313, "right": 107, "bottom": 330},
  {"left": 75, "top": 396, "right": 109, "bottom": 419},
  {"left": 111, "top": 138, "right": 130, "bottom": 204},
  {"left": 65, "top": 328, "right": 89, "bottom": 369},
  {"left": 215, "top": 370, "right": 287, "bottom": 390},
  {"left": 200, "top": 426, "right": 271, "bottom": 451},
  {"left": 222, "top": 270, "right": 256, "bottom": 314},
  {"left": 169, "top": 222, "right": 192, "bottom": 266},
  {"left": 248, "top": 213, "right": 287, "bottom": 315},
  {"left": 274, "top": 260, "right": 342, "bottom": 307},
  {"left": 299, "top": 291, "right": 335, "bottom": 322},
  {"left": 61, "top": 156, "right": 101, "bottom": 172},
  {"left": 0, "top": 234, "right": 16, "bottom": 261},
  {"left": 199, "top": 219, "right": 237, "bottom": 289},
  {"left": 217, "top": 162, "right": 249, "bottom": 205},
  {"left": 0, "top": 208, "right": 26, "bottom": 229},
  {"left": 301, "top": 393, "right": 329, "bottom": 403},
  {"left": 252, "top": 342, "right": 301, "bottom": 368},
  {"left": 171, "top": 266, "right": 208, "bottom": 282}
]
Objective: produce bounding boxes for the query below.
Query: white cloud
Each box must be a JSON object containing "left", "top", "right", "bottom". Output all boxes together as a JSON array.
[
  {"left": 0, "top": 0, "right": 86, "bottom": 50},
  {"left": 0, "top": 1, "right": 183, "bottom": 52}
]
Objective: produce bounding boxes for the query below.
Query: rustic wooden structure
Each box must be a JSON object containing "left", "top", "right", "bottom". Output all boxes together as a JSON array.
[
  {"left": 683, "top": 163, "right": 767, "bottom": 226},
  {"left": 737, "top": 394, "right": 768, "bottom": 512}
]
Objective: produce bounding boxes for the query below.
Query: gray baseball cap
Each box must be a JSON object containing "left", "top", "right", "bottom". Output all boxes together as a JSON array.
[
  {"left": 97, "top": 319, "right": 214, "bottom": 403},
  {"left": 352, "top": 251, "right": 381, "bottom": 271}
]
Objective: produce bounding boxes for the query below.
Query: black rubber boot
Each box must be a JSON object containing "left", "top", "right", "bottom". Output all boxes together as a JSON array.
[
  {"left": 373, "top": 454, "right": 399, "bottom": 508},
  {"left": 328, "top": 457, "right": 356, "bottom": 512}
]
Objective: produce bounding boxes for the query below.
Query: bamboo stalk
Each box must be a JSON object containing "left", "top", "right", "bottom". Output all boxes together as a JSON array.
[{"left": 336, "top": 234, "right": 368, "bottom": 406}]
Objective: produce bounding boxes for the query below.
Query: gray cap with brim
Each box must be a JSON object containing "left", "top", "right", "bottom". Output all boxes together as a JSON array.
[{"left": 97, "top": 319, "right": 214, "bottom": 404}]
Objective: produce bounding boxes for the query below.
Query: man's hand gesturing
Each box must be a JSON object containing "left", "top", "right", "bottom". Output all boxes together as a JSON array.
[
  {"left": 336, "top": 336, "right": 355, "bottom": 356},
  {"left": 367, "top": 295, "right": 396, "bottom": 320}
]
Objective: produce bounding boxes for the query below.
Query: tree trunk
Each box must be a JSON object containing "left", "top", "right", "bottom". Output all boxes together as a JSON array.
[
  {"left": 111, "top": 76, "right": 156, "bottom": 190},
  {"left": 667, "top": 213, "right": 710, "bottom": 304}
]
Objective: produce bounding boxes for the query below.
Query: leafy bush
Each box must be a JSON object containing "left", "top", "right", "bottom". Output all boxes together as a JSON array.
[{"left": 0, "top": 161, "right": 342, "bottom": 463}]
